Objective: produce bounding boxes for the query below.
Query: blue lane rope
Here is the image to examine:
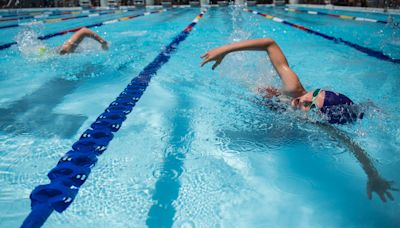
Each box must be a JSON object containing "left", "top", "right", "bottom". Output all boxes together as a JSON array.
[
  {"left": 0, "top": 9, "right": 141, "bottom": 30},
  {"left": 0, "top": 10, "right": 165, "bottom": 51},
  {"left": 0, "top": 9, "right": 136, "bottom": 22},
  {"left": 0, "top": 9, "right": 100, "bottom": 19},
  {"left": 244, "top": 9, "right": 400, "bottom": 64},
  {"left": 282, "top": 7, "right": 388, "bottom": 24},
  {"left": 20, "top": 9, "right": 206, "bottom": 228}
]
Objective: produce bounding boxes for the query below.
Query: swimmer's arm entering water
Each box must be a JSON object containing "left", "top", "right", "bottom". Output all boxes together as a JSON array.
[
  {"left": 201, "top": 38, "right": 306, "bottom": 98},
  {"left": 317, "top": 123, "right": 398, "bottom": 202},
  {"left": 59, "top": 27, "right": 108, "bottom": 55}
]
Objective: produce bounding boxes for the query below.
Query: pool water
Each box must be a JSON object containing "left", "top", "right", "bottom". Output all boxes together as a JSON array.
[{"left": 0, "top": 6, "right": 400, "bottom": 227}]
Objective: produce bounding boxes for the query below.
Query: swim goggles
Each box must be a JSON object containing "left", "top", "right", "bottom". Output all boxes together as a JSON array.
[{"left": 309, "top": 88, "right": 321, "bottom": 110}]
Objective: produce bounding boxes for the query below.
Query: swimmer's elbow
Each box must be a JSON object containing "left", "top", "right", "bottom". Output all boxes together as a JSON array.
[
  {"left": 264, "top": 38, "right": 275, "bottom": 43},
  {"left": 262, "top": 38, "right": 276, "bottom": 49},
  {"left": 78, "top": 27, "right": 91, "bottom": 35}
]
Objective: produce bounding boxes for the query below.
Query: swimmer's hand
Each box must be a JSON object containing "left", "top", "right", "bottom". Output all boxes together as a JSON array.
[
  {"left": 101, "top": 41, "right": 109, "bottom": 50},
  {"left": 258, "top": 86, "right": 281, "bottom": 98},
  {"left": 200, "top": 47, "right": 227, "bottom": 70},
  {"left": 367, "top": 175, "right": 398, "bottom": 202}
]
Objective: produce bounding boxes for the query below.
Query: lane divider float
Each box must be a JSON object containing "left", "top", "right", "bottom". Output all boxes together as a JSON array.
[
  {"left": 0, "top": 8, "right": 135, "bottom": 22},
  {"left": 283, "top": 7, "right": 387, "bottom": 24},
  {"left": 0, "top": 10, "right": 98, "bottom": 19},
  {"left": 0, "top": 9, "right": 134, "bottom": 30},
  {"left": 21, "top": 9, "right": 207, "bottom": 228},
  {"left": 244, "top": 8, "right": 400, "bottom": 64},
  {"left": 0, "top": 9, "right": 166, "bottom": 51}
]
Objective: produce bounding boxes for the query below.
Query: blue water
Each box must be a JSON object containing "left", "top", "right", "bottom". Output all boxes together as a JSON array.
[{"left": 1, "top": 6, "right": 400, "bottom": 227}]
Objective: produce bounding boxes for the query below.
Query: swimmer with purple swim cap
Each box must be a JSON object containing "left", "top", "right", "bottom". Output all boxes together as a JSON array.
[
  {"left": 201, "top": 38, "right": 397, "bottom": 202},
  {"left": 201, "top": 38, "right": 362, "bottom": 124}
]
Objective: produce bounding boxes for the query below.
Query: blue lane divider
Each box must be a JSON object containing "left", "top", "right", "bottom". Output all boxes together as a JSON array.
[
  {"left": 20, "top": 9, "right": 207, "bottom": 228},
  {"left": 0, "top": 24, "right": 18, "bottom": 29},
  {"left": 0, "top": 10, "right": 165, "bottom": 51},
  {"left": 282, "top": 7, "right": 388, "bottom": 24},
  {"left": 0, "top": 9, "right": 142, "bottom": 30},
  {"left": 0, "top": 8, "right": 136, "bottom": 22},
  {"left": 244, "top": 9, "right": 400, "bottom": 64}
]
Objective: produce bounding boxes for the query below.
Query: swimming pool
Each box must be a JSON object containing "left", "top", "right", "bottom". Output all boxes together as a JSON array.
[{"left": 1, "top": 5, "right": 400, "bottom": 227}]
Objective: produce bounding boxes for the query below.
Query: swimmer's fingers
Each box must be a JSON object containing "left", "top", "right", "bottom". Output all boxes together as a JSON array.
[
  {"left": 200, "top": 52, "right": 208, "bottom": 58},
  {"left": 200, "top": 52, "right": 211, "bottom": 67},
  {"left": 212, "top": 60, "right": 220, "bottom": 70},
  {"left": 367, "top": 185, "right": 372, "bottom": 200},
  {"left": 378, "top": 192, "right": 387, "bottom": 203},
  {"left": 201, "top": 58, "right": 211, "bottom": 67},
  {"left": 386, "top": 191, "right": 394, "bottom": 201}
]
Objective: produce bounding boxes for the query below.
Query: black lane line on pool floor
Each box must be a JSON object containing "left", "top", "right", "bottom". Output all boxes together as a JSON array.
[
  {"left": 244, "top": 8, "right": 400, "bottom": 64},
  {"left": 21, "top": 9, "right": 207, "bottom": 228},
  {"left": 146, "top": 90, "right": 194, "bottom": 228},
  {"left": 0, "top": 9, "right": 165, "bottom": 51}
]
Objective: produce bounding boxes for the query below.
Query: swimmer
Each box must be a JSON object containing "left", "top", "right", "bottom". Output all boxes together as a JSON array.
[
  {"left": 59, "top": 27, "right": 108, "bottom": 55},
  {"left": 39, "top": 27, "right": 108, "bottom": 56},
  {"left": 201, "top": 38, "right": 398, "bottom": 202},
  {"left": 201, "top": 38, "right": 361, "bottom": 124}
]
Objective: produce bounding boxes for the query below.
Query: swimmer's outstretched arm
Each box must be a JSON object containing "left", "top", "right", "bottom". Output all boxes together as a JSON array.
[
  {"left": 317, "top": 123, "right": 398, "bottom": 202},
  {"left": 59, "top": 27, "right": 108, "bottom": 55},
  {"left": 201, "top": 38, "right": 306, "bottom": 98}
]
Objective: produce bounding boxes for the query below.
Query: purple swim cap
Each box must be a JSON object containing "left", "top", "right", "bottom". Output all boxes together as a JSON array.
[{"left": 320, "top": 91, "right": 364, "bottom": 124}]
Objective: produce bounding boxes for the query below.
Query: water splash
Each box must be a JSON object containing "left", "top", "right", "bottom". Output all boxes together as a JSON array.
[{"left": 14, "top": 26, "right": 51, "bottom": 60}]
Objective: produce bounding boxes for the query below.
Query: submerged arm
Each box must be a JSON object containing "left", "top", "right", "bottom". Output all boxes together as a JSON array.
[
  {"left": 200, "top": 38, "right": 306, "bottom": 97},
  {"left": 317, "top": 123, "right": 397, "bottom": 202}
]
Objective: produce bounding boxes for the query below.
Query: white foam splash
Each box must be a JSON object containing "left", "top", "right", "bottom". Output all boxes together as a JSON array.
[
  {"left": 15, "top": 27, "right": 48, "bottom": 59},
  {"left": 119, "top": 30, "right": 148, "bottom": 37}
]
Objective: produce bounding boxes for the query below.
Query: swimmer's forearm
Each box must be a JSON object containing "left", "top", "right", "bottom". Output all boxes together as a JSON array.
[
  {"left": 220, "top": 38, "right": 290, "bottom": 71},
  {"left": 85, "top": 30, "right": 107, "bottom": 44},
  {"left": 346, "top": 139, "right": 379, "bottom": 178},
  {"left": 201, "top": 38, "right": 305, "bottom": 96},
  {"left": 219, "top": 38, "right": 275, "bottom": 54},
  {"left": 78, "top": 28, "right": 106, "bottom": 45},
  {"left": 318, "top": 124, "right": 379, "bottom": 178},
  {"left": 319, "top": 124, "right": 397, "bottom": 202}
]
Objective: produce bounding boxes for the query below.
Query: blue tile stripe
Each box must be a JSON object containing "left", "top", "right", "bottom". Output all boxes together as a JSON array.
[
  {"left": 20, "top": 9, "right": 207, "bottom": 228},
  {"left": 244, "top": 8, "right": 400, "bottom": 64}
]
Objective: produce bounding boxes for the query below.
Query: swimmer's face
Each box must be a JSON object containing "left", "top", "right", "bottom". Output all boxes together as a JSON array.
[{"left": 291, "top": 92, "right": 313, "bottom": 111}]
